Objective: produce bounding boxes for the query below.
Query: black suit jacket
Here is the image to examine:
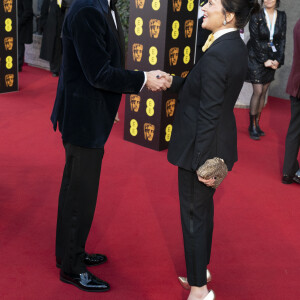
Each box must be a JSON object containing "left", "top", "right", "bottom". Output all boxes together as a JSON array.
[
  {"left": 168, "top": 31, "right": 248, "bottom": 172},
  {"left": 18, "top": 0, "right": 33, "bottom": 44},
  {"left": 51, "top": 0, "right": 145, "bottom": 148}
]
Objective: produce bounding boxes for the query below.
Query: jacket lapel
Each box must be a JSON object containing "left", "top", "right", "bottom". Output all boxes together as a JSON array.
[{"left": 105, "top": 5, "right": 125, "bottom": 67}]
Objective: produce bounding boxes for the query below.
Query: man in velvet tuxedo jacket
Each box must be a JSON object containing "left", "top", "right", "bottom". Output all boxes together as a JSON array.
[{"left": 50, "top": 0, "right": 168, "bottom": 292}]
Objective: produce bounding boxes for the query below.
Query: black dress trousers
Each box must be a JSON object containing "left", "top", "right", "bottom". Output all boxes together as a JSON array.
[
  {"left": 283, "top": 96, "right": 300, "bottom": 176},
  {"left": 178, "top": 167, "right": 215, "bottom": 287},
  {"left": 55, "top": 142, "right": 104, "bottom": 274}
]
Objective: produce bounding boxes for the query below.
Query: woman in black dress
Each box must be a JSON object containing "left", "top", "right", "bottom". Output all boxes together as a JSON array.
[{"left": 247, "top": 0, "right": 286, "bottom": 139}]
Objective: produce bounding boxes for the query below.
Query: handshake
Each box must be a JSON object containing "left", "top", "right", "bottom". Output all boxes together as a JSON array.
[{"left": 145, "top": 70, "right": 173, "bottom": 92}]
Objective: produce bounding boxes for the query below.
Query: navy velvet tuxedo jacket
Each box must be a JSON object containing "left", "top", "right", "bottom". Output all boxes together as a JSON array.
[
  {"left": 168, "top": 31, "right": 248, "bottom": 172},
  {"left": 51, "top": 0, "right": 145, "bottom": 148}
]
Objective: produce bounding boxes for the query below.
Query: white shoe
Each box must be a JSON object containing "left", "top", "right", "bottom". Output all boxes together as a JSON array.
[
  {"left": 206, "top": 269, "right": 212, "bottom": 282},
  {"left": 178, "top": 269, "right": 212, "bottom": 290},
  {"left": 204, "top": 290, "right": 215, "bottom": 300}
]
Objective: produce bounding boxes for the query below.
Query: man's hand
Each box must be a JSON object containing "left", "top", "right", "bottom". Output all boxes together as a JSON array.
[
  {"left": 198, "top": 175, "right": 216, "bottom": 187},
  {"left": 145, "top": 70, "right": 172, "bottom": 92}
]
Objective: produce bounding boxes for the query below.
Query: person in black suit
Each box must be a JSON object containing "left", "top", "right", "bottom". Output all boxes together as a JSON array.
[
  {"left": 282, "top": 18, "right": 300, "bottom": 185},
  {"left": 246, "top": 0, "right": 286, "bottom": 139},
  {"left": 18, "top": 0, "right": 34, "bottom": 71},
  {"left": 39, "top": 0, "right": 65, "bottom": 76},
  {"left": 166, "top": 0, "right": 260, "bottom": 299},
  {"left": 50, "top": 0, "right": 169, "bottom": 292}
]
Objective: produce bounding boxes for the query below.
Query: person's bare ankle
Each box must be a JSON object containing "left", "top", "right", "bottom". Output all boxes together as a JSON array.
[{"left": 187, "top": 285, "right": 209, "bottom": 300}]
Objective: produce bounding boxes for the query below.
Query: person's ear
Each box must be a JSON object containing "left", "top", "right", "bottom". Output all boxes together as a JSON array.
[{"left": 226, "top": 12, "right": 235, "bottom": 24}]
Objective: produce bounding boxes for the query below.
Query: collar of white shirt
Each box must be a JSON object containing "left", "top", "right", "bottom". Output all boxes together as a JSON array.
[
  {"left": 108, "top": 0, "right": 111, "bottom": 6},
  {"left": 214, "top": 28, "right": 237, "bottom": 40}
]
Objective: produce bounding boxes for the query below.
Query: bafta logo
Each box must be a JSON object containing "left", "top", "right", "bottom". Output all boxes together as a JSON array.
[
  {"left": 132, "top": 43, "right": 143, "bottom": 62},
  {"left": 130, "top": 95, "right": 141, "bottom": 112},
  {"left": 181, "top": 71, "right": 189, "bottom": 78},
  {"left": 185, "top": 20, "right": 194, "bottom": 38},
  {"left": 166, "top": 99, "right": 176, "bottom": 117},
  {"left": 149, "top": 19, "right": 161, "bottom": 38},
  {"left": 3, "top": 0, "right": 12, "bottom": 12},
  {"left": 135, "top": 0, "right": 145, "bottom": 9},
  {"left": 172, "top": 0, "right": 182, "bottom": 12},
  {"left": 4, "top": 37, "right": 13, "bottom": 50},
  {"left": 169, "top": 47, "right": 179, "bottom": 66},
  {"left": 5, "top": 74, "right": 14, "bottom": 87},
  {"left": 144, "top": 123, "right": 155, "bottom": 141}
]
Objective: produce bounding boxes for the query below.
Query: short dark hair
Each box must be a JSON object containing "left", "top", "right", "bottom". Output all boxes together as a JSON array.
[
  {"left": 221, "top": 0, "right": 260, "bottom": 29},
  {"left": 261, "top": 0, "right": 280, "bottom": 8}
]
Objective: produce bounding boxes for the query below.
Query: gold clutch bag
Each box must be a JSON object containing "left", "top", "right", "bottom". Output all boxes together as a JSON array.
[{"left": 196, "top": 157, "right": 228, "bottom": 189}]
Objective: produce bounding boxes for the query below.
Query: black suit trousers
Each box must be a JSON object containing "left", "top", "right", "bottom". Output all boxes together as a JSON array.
[
  {"left": 283, "top": 96, "right": 300, "bottom": 176},
  {"left": 178, "top": 167, "right": 215, "bottom": 287},
  {"left": 56, "top": 142, "right": 104, "bottom": 274}
]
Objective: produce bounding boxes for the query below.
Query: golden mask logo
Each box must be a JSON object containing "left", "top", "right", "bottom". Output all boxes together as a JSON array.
[
  {"left": 5, "top": 74, "right": 14, "bottom": 87},
  {"left": 135, "top": 0, "right": 145, "bottom": 9},
  {"left": 181, "top": 71, "right": 189, "bottom": 78},
  {"left": 169, "top": 47, "right": 179, "bottom": 66},
  {"left": 4, "top": 37, "right": 13, "bottom": 50},
  {"left": 144, "top": 123, "right": 155, "bottom": 141},
  {"left": 149, "top": 19, "right": 161, "bottom": 38},
  {"left": 172, "top": 0, "right": 182, "bottom": 12},
  {"left": 130, "top": 95, "right": 141, "bottom": 112},
  {"left": 185, "top": 20, "right": 194, "bottom": 38},
  {"left": 132, "top": 43, "right": 143, "bottom": 62},
  {"left": 166, "top": 99, "right": 176, "bottom": 117},
  {"left": 3, "top": 0, "right": 13, "bottom": 12}
]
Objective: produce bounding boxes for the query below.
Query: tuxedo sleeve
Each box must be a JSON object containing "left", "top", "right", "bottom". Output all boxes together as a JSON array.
[
  {"left": 70, "top": 7, "right": 145, "bottom": 94},
  {"left": 191, "top": 51, "right": 228, "bottom": 171},
  {"left": 168, "top": 76, "right": 185, "bottom": 93}
]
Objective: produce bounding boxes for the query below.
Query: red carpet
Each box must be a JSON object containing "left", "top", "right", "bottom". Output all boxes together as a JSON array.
[{"left": 0, "top": 66, "right": 299, "bottom": 299}]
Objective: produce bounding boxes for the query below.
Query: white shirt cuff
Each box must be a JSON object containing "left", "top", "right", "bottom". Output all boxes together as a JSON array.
[{"left": 140, "top": 72, "right": 147, "bottom": 92}]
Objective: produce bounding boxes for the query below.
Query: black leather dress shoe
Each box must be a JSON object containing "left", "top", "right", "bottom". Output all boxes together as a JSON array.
[
  {"left": 282, "top": 175, "right": 294, "bottom": 184},
  {"left": 60, "top": 270, "right": 110, "bottom": 292},
  {"left": 56, "top": 253, "right": 107, "bottom": 268}
]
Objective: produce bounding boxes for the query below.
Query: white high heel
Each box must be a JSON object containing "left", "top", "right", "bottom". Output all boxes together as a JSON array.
[
  {"left": 178, "top": 269, "right": 212, "bottom": 290},
  {"left": 204, "top": 290, "right": 215, "bottom": 300}
]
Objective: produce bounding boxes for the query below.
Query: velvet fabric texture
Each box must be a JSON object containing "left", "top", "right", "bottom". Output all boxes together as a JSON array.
[
  {"left": 51, "top": 0, "right": 145, "bottom": 148},
  {"left": 168, "top": 31, "right": 248, "bottom": 172}
]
